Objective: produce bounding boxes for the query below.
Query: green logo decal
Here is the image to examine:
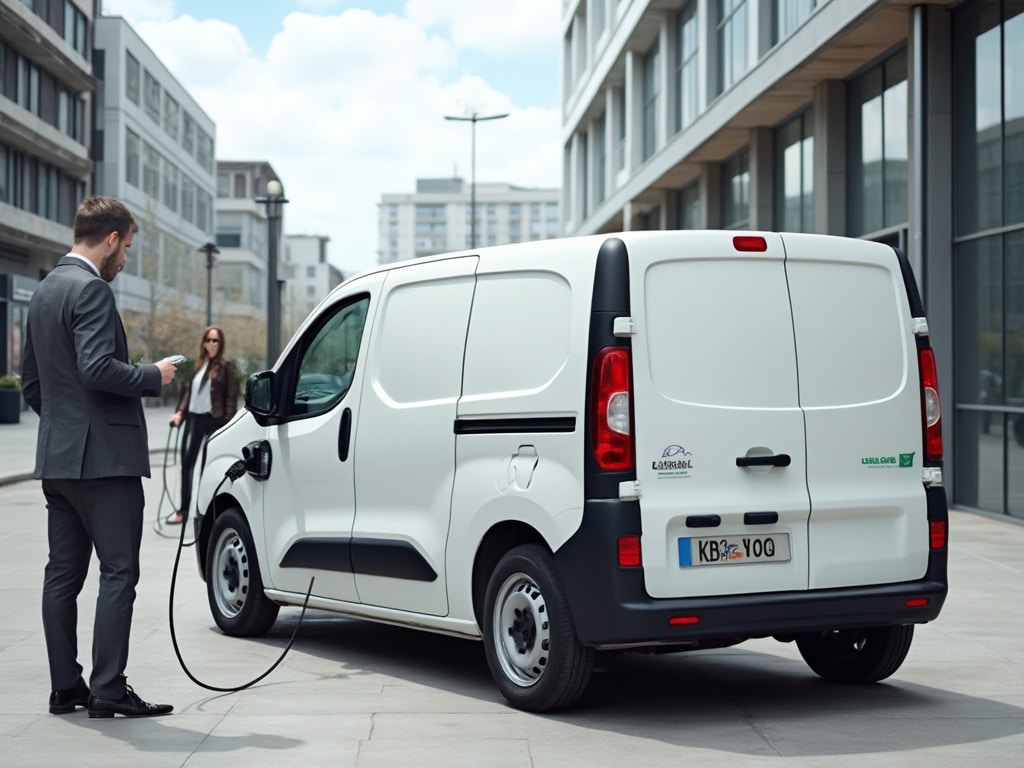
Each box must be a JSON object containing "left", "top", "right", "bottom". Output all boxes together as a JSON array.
[{"left": 861, "top": 452, "right": 916, "bottom": 468}]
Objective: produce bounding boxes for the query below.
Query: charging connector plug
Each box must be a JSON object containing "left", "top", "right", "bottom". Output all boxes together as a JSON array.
[{"left": 225, "top": 460, "right": 246, "bottom": 481}]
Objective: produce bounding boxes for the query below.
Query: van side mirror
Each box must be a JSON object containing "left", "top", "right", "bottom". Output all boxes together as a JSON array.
[{"left": 245, "top": 371, "right": 276, "bottom": 417}]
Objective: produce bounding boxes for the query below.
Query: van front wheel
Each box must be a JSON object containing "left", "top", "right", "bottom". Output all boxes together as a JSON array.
[
  {"left": 796, "top": 625, "right": 914, "bottom": 684},
  {"left": 482, "top": 544, "right": 594, "bottom": 712},
  {"left": 206, "top": 507, "right": 279, "bottom": 637}
]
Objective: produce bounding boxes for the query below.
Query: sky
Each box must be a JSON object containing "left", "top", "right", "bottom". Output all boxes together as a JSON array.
[{"left": 98, "top": 0, "right": 563, "bottom": 276}]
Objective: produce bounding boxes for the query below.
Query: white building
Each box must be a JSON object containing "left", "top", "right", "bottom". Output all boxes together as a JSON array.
[
  {"left": 93, "top": 14, "right": 216, "bottom": 320},
  {"left": 283, "top": 234, "right": 343, "bottom": 337},
  {"left": 560, "top": 0, "right": 1024, "bottom": 521},
  {"left": 378, "top": 177, "right": 560, "bottom": 264},
  {"left": 214, "top": 160, "right": 287, "bottom": 322}
]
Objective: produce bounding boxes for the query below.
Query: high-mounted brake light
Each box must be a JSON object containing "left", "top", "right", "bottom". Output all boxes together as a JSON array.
[
  {"left": 591, "top": 347, "right": 633, "bottom": 471},
  {"left": 918, "top": 347, "right": 943, "bottom": 461},
  {"left": 733, "top": 235, "right": 767, "bottom": 252}
]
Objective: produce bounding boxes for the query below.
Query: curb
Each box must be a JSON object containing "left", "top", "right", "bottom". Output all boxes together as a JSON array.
[{"left": 0, "top": 448, "right": 173, "bottom": 489}]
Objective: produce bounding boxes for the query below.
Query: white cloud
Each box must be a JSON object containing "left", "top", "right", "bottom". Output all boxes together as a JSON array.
[
  {"left": 98, "top": 1, "right": 561, "bottom": 276},
  {"left": 405, "top": 0, "right": 561, "bottom": 56}
]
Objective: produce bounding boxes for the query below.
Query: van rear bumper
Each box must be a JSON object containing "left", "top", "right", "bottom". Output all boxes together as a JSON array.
[{"left": 555, "top": 492, "right": 949, "bottom": 649}]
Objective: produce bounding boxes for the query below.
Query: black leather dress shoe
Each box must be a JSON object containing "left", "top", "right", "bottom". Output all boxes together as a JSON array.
[
  {"left": 87, "top": 686, "right": 173, "bottom": 718},
  {"left": 49, "top": 678, "right": 90, "bottom": 714}
]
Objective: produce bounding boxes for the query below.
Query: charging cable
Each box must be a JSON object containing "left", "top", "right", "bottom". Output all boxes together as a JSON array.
[
  {"left": 167, "top": 463, "right": 315, "bottom": 692},
  {"left": 153, "top": 422, "right": 187, "bottom": 540}
]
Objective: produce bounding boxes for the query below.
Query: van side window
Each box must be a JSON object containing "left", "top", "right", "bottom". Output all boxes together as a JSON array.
[{"left": 291, "top": 296, "right": 369, "bottom": 416}]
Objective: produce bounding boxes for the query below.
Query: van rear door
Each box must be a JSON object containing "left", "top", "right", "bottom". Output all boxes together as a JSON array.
[
  {"left": 781, "top": 234, "right": 930, "bottom": 589},
  {"left": 627, "top": 231, "right": 810, "bottom": 598}
]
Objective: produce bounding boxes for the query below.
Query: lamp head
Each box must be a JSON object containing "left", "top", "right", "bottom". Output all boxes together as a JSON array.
[{"left": 266, "top": 179, "right": 283, "bottom": 198}]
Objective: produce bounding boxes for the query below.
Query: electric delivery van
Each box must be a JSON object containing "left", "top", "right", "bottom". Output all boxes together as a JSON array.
[{"left": 192, "top": 231, "right": 948, "bottom": 712}]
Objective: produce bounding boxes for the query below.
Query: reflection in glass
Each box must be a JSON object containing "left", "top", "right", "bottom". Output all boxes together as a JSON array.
[
  {"left": 955, "top": 410, "right": 1005, "bottom": 515},
  {"left": 775, "top": 111, "right": 814, "bottom": 232},
  {"left": 1007, "top": 9, "right": 1024, "bottom": 225}
]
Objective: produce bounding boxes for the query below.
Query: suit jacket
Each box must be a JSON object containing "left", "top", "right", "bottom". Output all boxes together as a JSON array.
[
  {"left": 177, "top": 359, "right": 238, "bottom": 424},
  {"left": 22, "top": 256, "right": 161, "bottom": 480}
]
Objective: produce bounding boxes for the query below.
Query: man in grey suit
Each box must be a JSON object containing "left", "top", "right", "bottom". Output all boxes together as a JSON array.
[{"left": 22, "top": 197, "right": 179, "bottom": 718}]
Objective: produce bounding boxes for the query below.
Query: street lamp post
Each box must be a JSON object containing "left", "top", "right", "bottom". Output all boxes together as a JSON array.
[
  {"left": 256, "top": 179, "right": 289, "bottom": 367},
  {"left": 197, "top": 242, "right": 219, "bottom": 327},
  {"left": 444, "top": 110, "right": 509, "bottom": 249}
]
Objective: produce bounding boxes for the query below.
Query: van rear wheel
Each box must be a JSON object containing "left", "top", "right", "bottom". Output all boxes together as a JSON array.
[
  {"left": 796, "top": 625, "right": 914, "bottom": 684},
  {"left": 482, "top": 544, "right": 594, "bottom": 712},
  {"left": 206, "top": 507, "right": 279, "bottom": 637}
]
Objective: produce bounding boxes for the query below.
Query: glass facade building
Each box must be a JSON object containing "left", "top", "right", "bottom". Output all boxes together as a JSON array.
[{"left": 561, "top": 0, "right": 1024, "bottom": 521}]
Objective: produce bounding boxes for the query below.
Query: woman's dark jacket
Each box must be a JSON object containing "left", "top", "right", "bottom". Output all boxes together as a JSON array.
[{"left": 177, "top": 359, "right": 238, "bottom": 425}]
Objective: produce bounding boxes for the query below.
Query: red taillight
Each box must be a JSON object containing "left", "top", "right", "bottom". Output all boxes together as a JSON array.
[
  {"left": 918, "top": 347, "right": 943, "bottom": 461},
  {"left": 906, "top": 598, "right": 930, "bottom": 608},
  {"left": 591, "top": 347, "right": 633, "bottom": 471},
  {"left": 669, "top": 616, "right": 700, "bottom": 626},
  {"left": 618, "top": 536, "right": 641, "bottom": 567},
  {"left": 733, "top": 235, "right": 767, "bottom": 252},
  {"left": 929, "top": 519, "right": 947, "bottom": 550}
]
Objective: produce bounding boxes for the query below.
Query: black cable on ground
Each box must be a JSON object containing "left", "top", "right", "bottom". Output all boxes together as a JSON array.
[
  {"left": 166, "top": 470, "right": 315, "bottom": 692},
  {"left": 152, "top": 422, "right": 188, "bottom": 542}
]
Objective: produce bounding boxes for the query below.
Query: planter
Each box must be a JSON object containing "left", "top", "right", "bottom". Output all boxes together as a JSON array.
[{"left": 0, "top": 389, "right": 21, "bottom": 424}]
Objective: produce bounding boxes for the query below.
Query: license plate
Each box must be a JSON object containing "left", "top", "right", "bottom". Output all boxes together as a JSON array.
[{"left": 678, "top": 533, "right": 791, "bottom": 567}]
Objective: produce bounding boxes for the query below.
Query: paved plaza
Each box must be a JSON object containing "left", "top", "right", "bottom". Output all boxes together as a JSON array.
[{"left": 0, "top": 404, "right": 1021, "bottom": 767}]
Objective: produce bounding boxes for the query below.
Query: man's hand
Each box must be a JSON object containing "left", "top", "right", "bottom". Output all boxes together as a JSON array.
[{"left": 155, "top": 358, "right": 178, "bottom": 385}]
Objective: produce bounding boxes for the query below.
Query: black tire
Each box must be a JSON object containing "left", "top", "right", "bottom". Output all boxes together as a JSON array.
[
  {"left": 796, "top": 625, "right": 914, "bottom": 684},
  {"left": 482, "top": 544, "right": 594, "bottom": 712},
  {"left": 205, "top": 507, "right": 279, "bottom": 637}
]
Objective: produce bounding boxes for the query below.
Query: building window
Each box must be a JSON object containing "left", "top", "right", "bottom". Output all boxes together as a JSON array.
[
  {"left": 721, "top": 148, "right": 750, "bottom": 228},
  {"left": 163, "top": 93, "right": 180, "bottom": 141},
  {"left": 773, "top": 0, "right": 817, "bottom": 45},
  {"left": 142, "top": 142, "right": 160, "bottom": 198},
  {"left": 717, "top": 0, "right": 750, "bottom": 95},
  {"left": 181, "top": 175, "right": 195, "bottom": 223},
  {"left": 678, "top": 181, "right": 700, "bottom": 228},
  {"left": 641, "top": 42, "right": 660, "bottom": 161},
  {"left": 951, "top": 1, "right": 1024, "bottom": 520},
  {"left": 775, "top": 109, "right": 814, "bottom": 232},
  {"left": 676, "top": 1, "right": 699, "bottom": 132},
  {"left": 216, "top": 172, "right": 230, "bottom": 198},
  {"left": 125, "top": 129, "right": 140, "bottom": 187},
  {"left": 233, "top": 173, "right": 246, "bottom": 198},
  {"left": 163, "top": 159, "right": 178, "bottom": 213},
  {"left": 17, "top": 56, "right": 40, "bottom": 114},
  {"left": 63, "top": 0, "right": 88, "bottom": 56},
  {"left": 615, "top": 86, "right": 627, "bottom": 171},
  {"left": 143, "top": 69, "right": 161, "bottom": 124},
  {"left": 182, "top": 112, "right": 196, "bottom": 155},
  {"left": 848, "top": 50, "right": 907, "bottom": 237},
  {"left": 955, "top": 1, "right": 1024, "bottom": 236},
  {"left": 125, "top": 53, "right": 140, "bottom": 105}
]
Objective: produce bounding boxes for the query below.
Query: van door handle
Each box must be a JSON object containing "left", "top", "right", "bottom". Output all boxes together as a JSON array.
[
  {"left": 338, "top": 407, "right": 352, "bottom": 462},
  {"left": 736, "top": 454, "right": 791, "bottom": 468}
]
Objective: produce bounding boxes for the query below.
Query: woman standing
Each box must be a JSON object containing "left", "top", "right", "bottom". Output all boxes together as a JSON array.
[{"left": 165, "top": 326, "right": 237, "bottom": 525}]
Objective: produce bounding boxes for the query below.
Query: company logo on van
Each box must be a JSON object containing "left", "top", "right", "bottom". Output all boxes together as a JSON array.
[
  {"left": 653, "top": 445, "right": 693, "bottom": 478},
  {"left": 861, "top": 452, "right": 915, "bottom": 468}
]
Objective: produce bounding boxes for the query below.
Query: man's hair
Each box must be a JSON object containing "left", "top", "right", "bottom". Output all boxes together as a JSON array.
[{"left": 73, "top": 196, "right": 139, "bottom": 247}]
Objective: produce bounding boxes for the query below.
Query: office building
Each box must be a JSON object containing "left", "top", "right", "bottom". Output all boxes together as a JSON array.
[
  {"left": 0, "top": 0, "right": 93, "bottom": 376},
  {"left": 378, "top": 177, "right": 560, "bottom": 264},
  {"left": 283, "top": 234, "right": 343, "bottom": 337},
  {"left": 560, "top": 0, "right": 1023, "bottom": 520},
  {"left": 92, "top": 14, "right": 217, "bottom": 350}
]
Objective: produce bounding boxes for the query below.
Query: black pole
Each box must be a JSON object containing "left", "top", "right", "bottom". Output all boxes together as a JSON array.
[
  {"left": 198, "top": 242, "right": 219, "bottom": 327},
  {"left": 444, "top": 111, "right": 508, "bottom": 250},
  {"left": 256, "top": 183, "right": 289, "bottom": 369}
]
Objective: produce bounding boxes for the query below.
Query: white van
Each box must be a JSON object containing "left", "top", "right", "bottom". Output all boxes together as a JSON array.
[{"left": 193, "top": 231, "right": 948, "bottom": 712}]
